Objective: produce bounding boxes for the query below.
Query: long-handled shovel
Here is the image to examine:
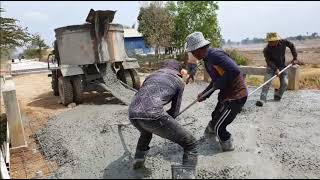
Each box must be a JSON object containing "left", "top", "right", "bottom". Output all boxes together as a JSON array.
[
  {"left": 248, "top": 63, "right": 293, "bottom": 96},
  {"left": 176, "top": 63, "right": 293, "bottom": 117}
]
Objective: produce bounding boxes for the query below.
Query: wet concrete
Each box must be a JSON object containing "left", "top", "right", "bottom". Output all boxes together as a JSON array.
[
  {"left": 35, "top": 82, "right": 320, "bottom": 179},
  {"left": 101, "top": 61, "right": 135, "bottom": 105}
]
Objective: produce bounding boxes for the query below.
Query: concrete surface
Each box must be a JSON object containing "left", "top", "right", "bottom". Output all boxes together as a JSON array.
[
  {"left": 11, "top": 59, "right": 56, "bottom": 74},
  {"left": 1, "top": 80, "right": 27, "bottom": 148},
  {"left": 35, "top": 82, "right": 320, "bottom": 179}
]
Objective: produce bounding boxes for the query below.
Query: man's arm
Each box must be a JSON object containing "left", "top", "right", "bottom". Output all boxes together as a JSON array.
[
  {"left": 167, "top": 82, "right": 184, "bottom": 118},
  {"left": 200, "top": 81, "right": 215, "bottom": 98},
  {"left": 284, "top": 39, "right": 298, "bottom": 60},
  {"left": 263, "top": 47, "right": 277, "bottom": 70}
]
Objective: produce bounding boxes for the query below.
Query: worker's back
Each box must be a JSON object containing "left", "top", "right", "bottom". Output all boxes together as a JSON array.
[{"left": 129, "top": 61, "right": 184, "bottom": 120}]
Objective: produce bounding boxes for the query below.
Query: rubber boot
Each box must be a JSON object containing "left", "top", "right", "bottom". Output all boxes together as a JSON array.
[
  {"left": 274, "top": 89, "right": 281, "bottom": 101},
  {"left": 171, "top": 165, "right": 196, "bottom": 179},
  {"left": 220, "top": 136, "right": 235, "bottom": 152},
  {"left": 255, "top": 99, "right": 266, "bottom": 107},
  {"left": 204, "top": 125, "right": 216, "bottom": 135},
  {"left": 132, "top": 150, "right": 148, "bottom": 169}
]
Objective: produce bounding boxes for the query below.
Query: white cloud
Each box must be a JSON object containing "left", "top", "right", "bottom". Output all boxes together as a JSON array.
[{"left": 23, "top": 11, "right": 49, "bottom": 23}]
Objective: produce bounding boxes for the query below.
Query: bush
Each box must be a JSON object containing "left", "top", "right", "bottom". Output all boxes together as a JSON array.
[{"left": 225, "top": 49, "right": 249, "bottom": 65}]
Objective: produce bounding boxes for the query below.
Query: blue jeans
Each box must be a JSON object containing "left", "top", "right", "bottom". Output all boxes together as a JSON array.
[{"left": 260, "top": 67, "right": 288, "bottom": 101}]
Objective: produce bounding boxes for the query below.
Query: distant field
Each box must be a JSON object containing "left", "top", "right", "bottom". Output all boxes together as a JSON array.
[{"left": 223, "top": 39, "right": 320, "bottom": 66}]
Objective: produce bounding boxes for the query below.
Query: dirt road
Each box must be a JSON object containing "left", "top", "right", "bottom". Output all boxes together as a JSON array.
[{"left": 35, "top": 82, "right": 320, "bottom": 179}]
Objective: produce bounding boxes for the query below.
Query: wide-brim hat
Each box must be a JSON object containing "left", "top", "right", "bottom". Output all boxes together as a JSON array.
[
  {"left": 266, "top": 32, "right": 281, "bottom": 42},
  {"left": 186, "top": 32, "right": 211, "bottom": 52}
]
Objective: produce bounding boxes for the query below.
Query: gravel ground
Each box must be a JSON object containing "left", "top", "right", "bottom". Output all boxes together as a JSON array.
[{"left": 35, "top": 82, "right": 320, "bottom": 179}]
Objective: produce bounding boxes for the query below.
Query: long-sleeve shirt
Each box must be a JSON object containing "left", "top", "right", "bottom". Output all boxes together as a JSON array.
[
  {"left": 263, "top": 39, "right": 297, "bottom": 70},
  {"left": 129, "top": 68, "right": 184, "bottom": 120},
  {"left": 203, "top": 48, "right": 248, "bottom": 101}
]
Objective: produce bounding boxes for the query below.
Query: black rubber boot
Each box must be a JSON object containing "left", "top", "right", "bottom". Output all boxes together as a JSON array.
[
  {"left": 274, "top": 95, "right": 281, "bottom": 101},
  {"left": 255, "top": 100, "right": 265, "bottom": 107},
  {"left": 132, "top": 150, "right": 148, "bottom": 169}
]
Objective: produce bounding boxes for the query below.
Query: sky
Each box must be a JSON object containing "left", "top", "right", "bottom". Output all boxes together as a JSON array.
[{"left": 2, "top": 1, "right": 320, "bottom": 47}]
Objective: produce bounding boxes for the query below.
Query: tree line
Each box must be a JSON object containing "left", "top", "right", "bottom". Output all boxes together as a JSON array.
[
  {"left": 0, "top": 8, "right": 49, "bottom": 61},
  {"left": 137, "top": 1, "right": 222, "bottom": 58},
  {"left": 223, "top": 32, "right": 319, "bottom": 46}
]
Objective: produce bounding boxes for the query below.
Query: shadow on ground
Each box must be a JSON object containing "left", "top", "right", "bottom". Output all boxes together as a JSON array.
[
  {"left": 102, "top": 127, "right": 222, "bottom": 179},
  {"left": 27, "top": 91, "right": 125, "bottom": 109}
]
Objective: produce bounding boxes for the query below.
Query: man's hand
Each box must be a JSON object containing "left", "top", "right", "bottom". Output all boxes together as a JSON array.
[
  {"left": 291, "top": 59, "right": 304, "bottom": 65},
  {"left": 275, "top": 69, "right": 280, "bottom": 77},
  {"left": 197, "top": 93, "right": 206, "bottom": 102}
]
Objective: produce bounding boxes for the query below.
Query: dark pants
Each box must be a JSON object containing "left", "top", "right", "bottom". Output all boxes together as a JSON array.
[
  {"left": 208, "top": 96, "right": 247, "bottom": 142},
  {"left": 130, "top": 115, "right": 198, "bottom": 166}
]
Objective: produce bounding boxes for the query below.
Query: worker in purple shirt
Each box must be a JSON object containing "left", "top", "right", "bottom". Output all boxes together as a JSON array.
[{"left": 185, "top": 32, "right": 248, "bottom": 152}]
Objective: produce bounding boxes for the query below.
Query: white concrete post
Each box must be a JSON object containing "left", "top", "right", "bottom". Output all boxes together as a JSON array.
[
  {"left": 287, "top": 65, "right": 300, "bottom": 90},
  {"left": 1, "top": 79, "right": 27, "bottom": 148}
]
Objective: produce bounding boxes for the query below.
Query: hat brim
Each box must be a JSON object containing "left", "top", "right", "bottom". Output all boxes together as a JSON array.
[
  {"left": 266, "top": 36, "right": 281, "bottom": 42},
  {"left": 186, "top": 40, "right": 210, "bottom": 52}
]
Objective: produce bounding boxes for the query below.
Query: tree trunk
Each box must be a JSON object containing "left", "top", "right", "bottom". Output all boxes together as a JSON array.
[{"left": 38, "top": 47, "right": 42, "bottom": 61}]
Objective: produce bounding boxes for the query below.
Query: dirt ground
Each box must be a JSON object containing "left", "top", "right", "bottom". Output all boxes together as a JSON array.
[{"left": 236, "top": 39, "right": 320, "bottom": 66}]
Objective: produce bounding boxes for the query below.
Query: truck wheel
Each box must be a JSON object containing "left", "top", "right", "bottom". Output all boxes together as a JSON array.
[
  {"left": 71, "top": 76, "right": 83, "bottom": 104},
  {"left": 117, "top": 69, "right": 134, "bottom": 88},
  {"left": 51, "top": 70, "right": 59, "bottom": 96},
  {"left": 58, "top": 77, "right": 74, "bottom": 105},
  {"left": 129, "top": 69, "right": 141, "bottom": 90}
]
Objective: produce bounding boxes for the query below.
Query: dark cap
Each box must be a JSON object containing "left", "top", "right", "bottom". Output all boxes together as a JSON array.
[{"left": 160, "top": 59, "right": 182, "bottom": 72}]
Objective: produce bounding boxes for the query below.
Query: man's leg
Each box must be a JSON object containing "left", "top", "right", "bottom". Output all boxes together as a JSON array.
[
  {"left": 256, "top": 68, "right": 275, "bottom": 106},
  {"left": 215, "top": 97, "right": 247, "bottom": 151},
  {"left": 137, "top": 116, "right": 198, "bottom": 178},
  {"left": 130, "top": 119, "right": 153, "bottom": 169},
  {"left": 275, "top": 71, "right": 288, "bottom": 101},
  {"left": 205, "top": 101, "right": 223, "bottom": 135}
]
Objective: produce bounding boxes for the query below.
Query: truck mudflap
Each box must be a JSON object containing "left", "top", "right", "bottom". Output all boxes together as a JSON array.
[
  {"left": 60, "top": 65, "right": 84, "bottom": 77},
  {"left": 122, "top": 60, "right": 140, "bottom": 70}
]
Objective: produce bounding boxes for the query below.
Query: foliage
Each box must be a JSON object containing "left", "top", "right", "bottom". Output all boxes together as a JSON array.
[
  {"left": 172, "top": 1, "right": 222, "bottom": 49},
  {"left": 24, "top": 33, "right": 49, "bottom": 60},
  {"left": 137, "top": 1, "right": 175, "bottom": 58},
  {"left": 225, "top": 49, "right": 249, "bottom": 65},
  {"left": 0, "top": 8, "right": 31, "bottom": 58}
]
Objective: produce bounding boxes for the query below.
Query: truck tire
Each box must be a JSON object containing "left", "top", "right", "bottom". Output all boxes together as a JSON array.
[
  {"left": 71, "top": 76, "right": 83, "bottom": 104},
  {"left": 117, "top": 69, "right": 134, "bottom": 88},
  {"left": 129, "top": 69, "right": 141, "bottom": 90},
  {"left": 51, "top": 70, "right": 59, "bottom": 96},
  {"left": 58, "top": 77, "right": 73, "bottom": 105}
]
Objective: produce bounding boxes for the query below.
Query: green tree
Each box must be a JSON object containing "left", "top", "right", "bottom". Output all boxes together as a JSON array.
[
  {"left": 0, "top": 8, "right": 31, "bottom": 59},
  {"left": 26, "top": 33, "right": 49, "bottom": 60},
  {"left": 172, "top": 1, "right": 222, "bottom": 51},
  {"left": 137, "top": 1, "right": 175, "bottom": 59}
]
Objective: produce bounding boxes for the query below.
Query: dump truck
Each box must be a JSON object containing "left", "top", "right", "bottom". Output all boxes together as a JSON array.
[{"left": 47, "top": 9, "right": 140, "bottom": 106}]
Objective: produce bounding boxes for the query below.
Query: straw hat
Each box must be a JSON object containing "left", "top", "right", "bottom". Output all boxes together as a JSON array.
[{"left": 266, "top": 32, "right": 281, "bottom": 42}]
